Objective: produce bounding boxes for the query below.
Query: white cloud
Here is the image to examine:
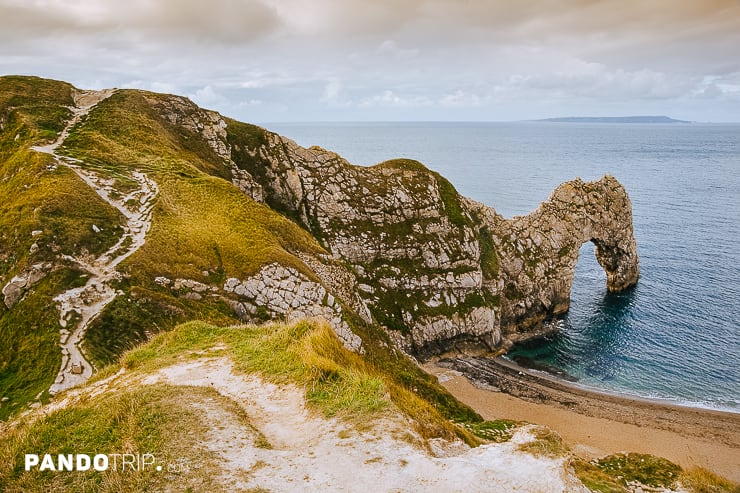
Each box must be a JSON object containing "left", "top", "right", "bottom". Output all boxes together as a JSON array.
[
  {"left": 189, "top": 85, "right": 226, "bottom": 107},
  {"left": 440, "top": 90, "right": 488, "bottom": 107},
  {"left": 360, "top": 90, "right": 433, "bottom": 107},
  {"left": 320, "top": 78, "right": 351, "bottom": 106},
  {"left": 506, "top": 60, "right": 696, "bottom": 102},
  {"left": 377, "top": 40, "right": 419, "bottom": 59},
  {"left": 0, "top": 0, "right": 281, "bottom": 44}
]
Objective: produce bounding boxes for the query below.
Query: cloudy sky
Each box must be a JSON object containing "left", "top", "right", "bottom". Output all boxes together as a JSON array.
[{"left": 2, "top": 0, "right": 739, "bottom": 122}]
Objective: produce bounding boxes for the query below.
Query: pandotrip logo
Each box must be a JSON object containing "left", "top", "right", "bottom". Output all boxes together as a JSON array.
[{"left": 23, "top": 453, "right": 189, "bottom": 473}]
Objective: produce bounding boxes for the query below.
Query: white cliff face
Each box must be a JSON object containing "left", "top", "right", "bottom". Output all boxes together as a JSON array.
[
  {"left": 223, "top": 128, "right": 640, "bottom": 357},
  {"left": 223, "top": 263, "right": 364, "bottom": 353}
]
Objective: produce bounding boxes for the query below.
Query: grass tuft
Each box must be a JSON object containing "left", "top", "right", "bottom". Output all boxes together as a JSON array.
[
  {"left": 679, "top": 467, "right": 740, "bottom": 493},
  {"left": 517, "top": 426, "right": 569, "bottom": 458},
  {"left": 461, "top": 419, "right": 518, "bottom": 442},
  {"left": 594, "top": 453, "right": 681, "bottom": 488},
  {"left": 116, "top": 318, "right": 479, "bottom": 443}
]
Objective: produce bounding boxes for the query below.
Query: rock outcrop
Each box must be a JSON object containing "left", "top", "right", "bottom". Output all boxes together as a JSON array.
[
  {"left": 222, "top": 130, "right": 639, "bottom": 357},
  {"left": 470, "top": 176, "right": 639, "bottom": 337},
  {"left": 154, "top": 262, "right": 365, "bottom": 353},
  {"left": 222, "top": 263, "right": 364, "bottom": 353},
  {"left": 2, "top": 263, "right": 50, "bottom": 308}
]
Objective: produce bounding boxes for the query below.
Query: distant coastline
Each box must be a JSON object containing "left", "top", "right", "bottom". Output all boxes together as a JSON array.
[{"left": 537, "top": 115, "right": 691, "bottom": 123}]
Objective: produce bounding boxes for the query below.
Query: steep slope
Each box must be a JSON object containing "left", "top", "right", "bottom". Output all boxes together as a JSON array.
[
  {"left": 0, "top": 79, "right": 330, "bottom": 414},
  {"left": 53, "top": 84, "right": 639, "bottom": 358},
  {"left": 220, "top": 117, "right": 640, "bottom": 355},
  {"left": 6, "top": 76, "right": 738, "bottom": 493},
  {"left": 0, "top": 319, "right": 590, "bottom": 492}
]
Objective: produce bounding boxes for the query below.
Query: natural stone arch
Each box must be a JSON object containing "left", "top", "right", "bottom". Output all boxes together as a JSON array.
[{"left": 491, "top": 175, "right": 640, "bottom": 335}]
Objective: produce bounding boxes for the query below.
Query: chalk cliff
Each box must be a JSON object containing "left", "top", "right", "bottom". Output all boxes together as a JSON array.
[{"left": 221, "top": 124, "right": 640, "bottom": 356}]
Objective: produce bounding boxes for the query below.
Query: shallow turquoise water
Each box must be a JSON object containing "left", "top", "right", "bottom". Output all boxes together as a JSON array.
[{"left": 265, "top": 121, "right": 740, "bottom": 411}]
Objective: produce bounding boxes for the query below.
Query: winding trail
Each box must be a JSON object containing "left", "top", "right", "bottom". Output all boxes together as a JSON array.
[{"left": 31, "top": 89, "right": 159, "bottom": 394}]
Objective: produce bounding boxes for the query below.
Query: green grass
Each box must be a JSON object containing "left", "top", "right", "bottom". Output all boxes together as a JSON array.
[
  {"left": 0, "top": 79, "right": 124, "bottom": 274},
  {"left": 478, "top": 226, "right": 500, "bottom": 278},
  {"left": 679, "top": 467, "right": 740, "bottom": 493},
  {"left": 0, "top": 269, "right": 89, "bottom": 421},
  {"left": 57, "top": 88, "right": 325, "bottom": 284},
  {"left": 82, "top": 286, "right": 239, "bottom": 368},
  {"left": 572, "top": 452, "right": 740, "bottom": 493},
  {"left": 0, "top": 384, "right": 241, "bottom": 492},
  {"left": 0, "top": 149, "right": 124, "bottom": 266},
  {"left": 341, "top": 312, "right": 483, "bottom": 435},
  {"left": 0, "top": 77, "right": 132, "bottom": 421},
  {"left": 461, "top": 419, "right": 518, "bottom": 442},
  {"left": 61, "top": 91, "right": 218, "bottom": 176},
  {"left": 0, "top": 76, "right": 74, "bottom": 148},
  {"left": 517, "top": 426, "right": 569, "bottom": 458},
  {"left": 1, "top": 78, "right": 482, "bottom": 444},
  {"left": 594, "top": 453, "right": 682, "bottom": 488},
  {"left": 121, "top": 320, "right": 389, "bottom": 419},
  {"left": 43, "top": 86, "right": 327, "bottom": 367},
  {"left": 573, "top": 453, "right": 686, "bottom": 492},
  {"left": 126, "top": 173, "right": 323, "bottom": 283},
  {"left": 572, "top": 459, "right": 629, "bottom": 493},
  {"left": 432, "top": 171, "right": 472, "bottom": 228}
]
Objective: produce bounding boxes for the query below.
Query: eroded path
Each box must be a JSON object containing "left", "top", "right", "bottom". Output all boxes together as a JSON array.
[
  {"left": 31, "top": 90, "right": 159, "bottom": 394},
  {"left": 143, "top": 358, "right": 585, "bottom": 492}
]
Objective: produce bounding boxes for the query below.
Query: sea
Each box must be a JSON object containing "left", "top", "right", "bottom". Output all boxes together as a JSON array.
[{"left": 264, "top": 121, "right": 740, "bottom": 413}]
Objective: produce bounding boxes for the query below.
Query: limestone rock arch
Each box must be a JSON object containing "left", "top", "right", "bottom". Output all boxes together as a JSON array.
[{"left": 492, "top": 175, "right": 640, "bottom": 334}]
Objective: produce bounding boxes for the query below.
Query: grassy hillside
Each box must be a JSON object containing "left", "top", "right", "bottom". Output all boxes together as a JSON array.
[
  {"left": 3, "top": 319, "right": 736, "bottom": 492},
  {"left": 0, "top": 76, "right": 737, "bottom": 493},
  {"left": 0, "top": 77, "right": 327, "bottom": 417},
  {"left": 0, "top": 77, "right": 125, "bottom": 418},
  {"left": 60, "top": 89, "right": 327, "bottom": 366},
  {"left": 61, "top": 89, "right": 324, "bottom": 282}
]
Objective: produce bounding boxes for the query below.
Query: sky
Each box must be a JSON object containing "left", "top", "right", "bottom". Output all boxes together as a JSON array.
[{"left": 2, "top": 0, "right": 739, "bottom": 122}]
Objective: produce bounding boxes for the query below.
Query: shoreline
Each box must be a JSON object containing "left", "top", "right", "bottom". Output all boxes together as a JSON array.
[
  {"left": 424, "top": 356, "right": 740, "bottom": 482},
  {"left": 495, "top": 355, "right": 737, "bottom": 417}
]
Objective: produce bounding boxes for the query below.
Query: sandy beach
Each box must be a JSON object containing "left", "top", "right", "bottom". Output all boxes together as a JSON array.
[{"left": 424, "top": 356, "right": 740, "bottom": 483}]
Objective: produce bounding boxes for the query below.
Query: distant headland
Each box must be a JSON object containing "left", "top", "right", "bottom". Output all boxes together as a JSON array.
[{"left": 538, "top": 115, "right": 691, "bottom": 124}]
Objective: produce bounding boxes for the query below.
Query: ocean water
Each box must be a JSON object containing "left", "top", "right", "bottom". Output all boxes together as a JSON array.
[{"left": 264, "top": 121, "right": 740, "bottom": 412}]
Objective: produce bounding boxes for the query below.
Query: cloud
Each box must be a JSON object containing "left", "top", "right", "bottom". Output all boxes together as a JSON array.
[
  {"left": 2, "top": 0, "right": 739, "bottom": 121},
  {"left": 440, "top": 90, "right": 488, "bottom": 107},
  {"left": 359, "top": 90, "right": 433, "bottom": 107},
  {"left": 0, "top": 0, "right": 281, "bottom": 43},
  {"left": 320, "top": 78, "right": 350, "bottom": 106},
  {"left": 507, "top": 59, "right": 696, "bottom": 101},
  {"left": 377, "top": 40, "right": 419, "bottom": 59},
  {"left": 189, "top": 85, "right": 226, "bottom": 107}
]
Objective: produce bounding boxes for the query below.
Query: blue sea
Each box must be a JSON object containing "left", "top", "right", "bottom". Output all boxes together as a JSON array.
[{"left": 265, "top": 121, "right": 740, "bottom": 412}]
